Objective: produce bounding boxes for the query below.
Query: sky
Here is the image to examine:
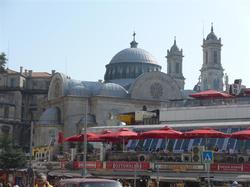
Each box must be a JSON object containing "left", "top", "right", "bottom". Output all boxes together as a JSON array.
[{"left": 0, "top": 0, "right": 249, "bottom": 90}]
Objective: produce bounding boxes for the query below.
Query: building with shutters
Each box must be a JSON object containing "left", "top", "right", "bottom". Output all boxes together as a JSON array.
[{"left": 0, "top": 66, "right": 53, "bottom": 151}]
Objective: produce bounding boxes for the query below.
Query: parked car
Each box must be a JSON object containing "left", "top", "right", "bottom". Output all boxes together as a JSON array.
[{"left": 55, "top": 178, "right": 122, "bottom": 187}]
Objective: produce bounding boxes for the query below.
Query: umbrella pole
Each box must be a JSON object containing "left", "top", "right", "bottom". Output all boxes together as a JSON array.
[
  {"left": 205, "top": 138, "right": 208, "bottom": 150},
  {"left": 123, "top": 138, "right": 125, "bottom": 152}
]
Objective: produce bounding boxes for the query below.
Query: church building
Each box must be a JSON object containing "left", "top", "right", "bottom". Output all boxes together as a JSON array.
[{"left": 33, "top": 27, "right": 223, "bottom": 157}]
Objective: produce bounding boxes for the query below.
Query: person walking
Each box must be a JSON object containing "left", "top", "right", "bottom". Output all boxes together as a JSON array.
[{"left": 34, "top": 173, "right": 53, "bottom": 187}]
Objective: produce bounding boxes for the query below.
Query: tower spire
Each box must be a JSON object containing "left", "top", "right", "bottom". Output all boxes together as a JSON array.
[
  {"left": 174, "top": 36, "right": 176, "bottom": 45},
  {"left": 130, "top": 31, "right": 138, "bottom": 48},
  {"left": 211, "top": 22, "right": 214, "bottom": 32}
]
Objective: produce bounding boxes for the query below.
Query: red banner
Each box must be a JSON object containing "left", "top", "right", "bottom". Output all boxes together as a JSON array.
[
  {"left": 106, "top": 161, "right": 150, "bottom": 171},
  {"left": 211, "top": 164, "right": 244, "bottom": 172},
  {"left": 73, "top": 161, "right": 102, "bottom": 169},
  {"left": 243, "top": 164, "right": 250, "bottom": 172}
]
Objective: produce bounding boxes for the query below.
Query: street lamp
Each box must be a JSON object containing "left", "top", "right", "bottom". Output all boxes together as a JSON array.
[
  {"left": 28, "top": 121, "right": 34, "bottom": 187},
  {"left": 156, "top": 163, "right": 159, "bottom": 187},
  {"left": 134, "top": 160, "right": 139, "bottom": 187},
  {"left": 134, "top": 163, "right": 137, "bottom": 187},
  {"left": 82, "top": 99, "right": 88, "bottom": 177}
]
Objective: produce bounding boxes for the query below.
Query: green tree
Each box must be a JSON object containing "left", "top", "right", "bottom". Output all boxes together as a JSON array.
[
  {"left": 0, "top": 135, "right": 27, "bottom": 169},
  {"left": 0, "top": 52, "right": 7, "bottom": 70}
]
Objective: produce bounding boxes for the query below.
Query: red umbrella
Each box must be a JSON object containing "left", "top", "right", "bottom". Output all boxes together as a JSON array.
[
  {"left": 183, "top": 127, "right": 228, "bottom": 139},
  {"left": 98, "top": 128, "right": 138, "bottom": 151},
  {"left": 230, "top": 128, "right": 250, "bottom": 140},
  {"left": 139, "top": 126, "right": 183, "bottom": 139},
  {"left": 87, "top": 130, "right": 114, "bottom": 142},
  {"left": 64, "top": 132, "right": 99, "bottom": 142},
  {"left": 189, "top": 89, "right": 233, "bottom": 99},
  {"left": 99, "top": 128, "right": 138, "bottom": 141}
]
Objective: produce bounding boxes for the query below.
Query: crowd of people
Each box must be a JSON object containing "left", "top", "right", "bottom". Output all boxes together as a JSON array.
[{"left": 0, "top": 173, "right": 53, "bottom": 187}]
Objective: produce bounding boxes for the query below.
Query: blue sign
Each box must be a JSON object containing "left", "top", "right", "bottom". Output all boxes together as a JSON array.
[{"left": 202, "top": 151, "right": 213, "bottom": 163}]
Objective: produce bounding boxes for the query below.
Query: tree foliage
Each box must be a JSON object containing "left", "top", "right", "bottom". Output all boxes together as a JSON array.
[
  {"left": 0, "top": 135, "right": 27, "bottom": 169},
  {"left": 0, "top": 52, "right": 7, "bottom": 70}
]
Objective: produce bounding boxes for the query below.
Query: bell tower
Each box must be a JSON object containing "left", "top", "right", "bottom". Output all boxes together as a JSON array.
[
  {"left": 166, "top": 37, "right": 185, "bottom": 90},
  {"left": 200, "top": 23, "right": 224, "bottom": 91}
]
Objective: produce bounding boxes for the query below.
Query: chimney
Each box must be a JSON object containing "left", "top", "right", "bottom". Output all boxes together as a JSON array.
[
  {"left": 28, "top": 70, "right": 32, "bottom": 77},
  {"left": 24, "top": 69, "right": 27, "bottom": 75},
  {"left": 20, "top": 66, "right": 23, "bottom": 74},
  {"left": 51, "top": 70, "right": 56, "bottom": 75}
]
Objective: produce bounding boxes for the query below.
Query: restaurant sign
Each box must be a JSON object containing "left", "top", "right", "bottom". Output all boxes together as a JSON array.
[
  {"left": 211, "top": 164, "right": 247, "bottom": 172},
  {"left": 155, "top": 163, "right": 205, "bottom": 172},
  {"left": 73, "top": 161, "right": 102, "bottom": 169},
  {"left": 106, "top": 161, "right": 150, "bottom": 171}
]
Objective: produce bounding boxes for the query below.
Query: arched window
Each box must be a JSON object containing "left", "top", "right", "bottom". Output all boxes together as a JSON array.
[
  {"left": 213, "top": 79, "right": 220, "bottom": 90},
  {"left": 214, "top": 51, "right": 218, "bottom": 64},
  {"left": 203, "top": 78, "right": 208, "bottom": 90},
  {"left": 175, "top": 63, "right": 180, "bottom": 73},
  {"left": 168, "top": 62, "right": 172, "bottom": 73},
  {"left": 205, "top": 51, "right": 208, "bottom": 64}
]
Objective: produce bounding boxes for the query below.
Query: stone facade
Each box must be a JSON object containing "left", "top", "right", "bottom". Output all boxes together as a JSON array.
[
  {"left": 200, "top": 25, "right": 224, "bottom": 91},
  {"left": 0, "top": 66, "right": 52, "bottom": 151},
  {"left": 32, "top": 29, "right": 227, "bottom": 159},
  {"left": 166, "top": 38, "right": 185, "bottom": 90}
]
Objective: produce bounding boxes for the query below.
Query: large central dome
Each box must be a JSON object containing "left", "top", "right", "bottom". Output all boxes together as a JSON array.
[
  {"left": 109, "top": 48, "right": 158, "bottom": 64},
  {"left": 104, "top": 33, "right": 161, "bottom": 88}
]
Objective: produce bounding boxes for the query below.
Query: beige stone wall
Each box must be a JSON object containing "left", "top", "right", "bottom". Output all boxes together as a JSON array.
[
  {"left": 129, "top": 71, "right": 182, "bottom": 101},
  {"left": 0, "top": 91, "right": 22, "bottom": 120},
  {"left": 63, "top": 97, "right": 87, "bottom": 137},
  {"left": 34, "top": 124, "right": 62, "bottom": 147},
  {"left": 92, "top": 97, "right": 162, "bottom": 126}
]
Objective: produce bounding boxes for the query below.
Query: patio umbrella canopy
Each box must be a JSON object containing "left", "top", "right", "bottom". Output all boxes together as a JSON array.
[
  {"left": 98, "top": 128, "right": 138, "bottom": 151},
  {"left": 139, "top": 126, "right": 183, "bottom": 139},
  {"left": 64, "top": 132, "right": 99, "bottom": 142},
  {"left": 88, "top": 130, "right": 113, "bottom": 142},
  {"left": 230, "top": 128, "right": 250, "bottom": 140},
  {"left": 189, "top": 89, "right": 233, "bottom": 99},
  {"left": 98, "top": 128, "right": 138, "bottom": 141},
  {"left": 183, "top": 127, "right": 228, "bottom": 139}
]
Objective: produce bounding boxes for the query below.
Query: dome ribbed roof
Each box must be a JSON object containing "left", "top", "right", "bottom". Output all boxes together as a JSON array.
[
  {"left": 98, "top": 83, "right": 128, "bottom": 97},
  {"left": 109, "top": 48, "right": 158, "bottom": 64}
]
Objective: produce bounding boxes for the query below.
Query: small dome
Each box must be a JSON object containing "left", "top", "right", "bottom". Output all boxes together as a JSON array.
[
  {"left": 98, "top": 83, "right": 128, "bottom": 97},
  {"left": 170, "top": 39, "right": 179, "bottom": 52},
  {"left": 67, "top": 80, "right": 102, "bottom": 97},
  {"left": 206, "top": 32, "right": 217, "bottom": 40},
  {"left": 109, "top": 48, "right": 158, "bottom": 64},
  {"left": 38, "top": 107, "right": 61, "bottom": 125},
  {"left": 206, "top": 25, "right": 218, "bottom": 40},
  {"left": 70, "top": 85, "right": 91, "bottom": 97}
]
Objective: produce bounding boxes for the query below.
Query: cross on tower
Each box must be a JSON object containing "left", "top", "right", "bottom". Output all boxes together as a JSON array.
[{"left": 133, "top": 32, "right": 136, "bottom": 41}]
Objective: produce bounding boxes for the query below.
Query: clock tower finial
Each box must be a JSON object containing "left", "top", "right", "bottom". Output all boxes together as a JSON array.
[
  {"left": 211, "top": 22, "right": 214, "bottom": 32},
  {"left": 130, "top": 31, "right": 138, "bottom": 48}
]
